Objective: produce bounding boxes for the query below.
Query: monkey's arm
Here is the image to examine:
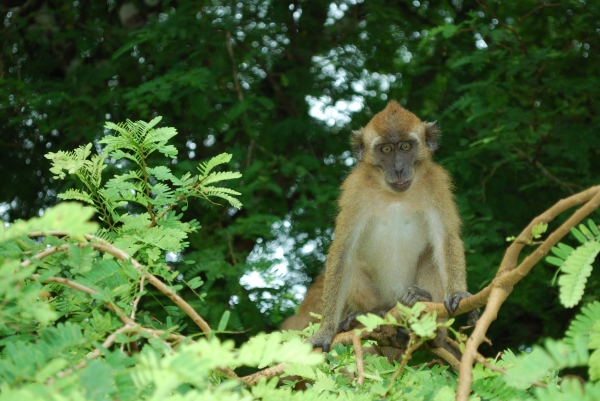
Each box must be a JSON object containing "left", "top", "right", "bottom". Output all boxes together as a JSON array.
[{"left": 442, "top": 229, "right": 479, "bottom": 326}]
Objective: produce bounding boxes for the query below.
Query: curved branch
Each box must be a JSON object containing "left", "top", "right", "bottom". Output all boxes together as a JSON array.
[
  {"left": 456, "top": 185, "right": 600, "bottom": 400},
  {"left": 241, "top": 363, "right": 288, "bottom": 385},
  {"left": 27, "top": 231, "right": 213, "bottom": 338}
]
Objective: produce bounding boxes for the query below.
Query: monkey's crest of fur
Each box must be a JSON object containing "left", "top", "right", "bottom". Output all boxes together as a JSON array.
[{"left": 351, "top": 101, "right": 440, "bottom": 162}]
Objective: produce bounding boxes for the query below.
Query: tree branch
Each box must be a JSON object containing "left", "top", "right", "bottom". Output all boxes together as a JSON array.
[
  {"left": 353, "top": 333, "right": 365, "bottom": 385},
  {"left": 27, "top": 232, "right": 213, "bottom": 337},
  {"left": 456, "top": 185, "right": 600, "bottom": 400}
]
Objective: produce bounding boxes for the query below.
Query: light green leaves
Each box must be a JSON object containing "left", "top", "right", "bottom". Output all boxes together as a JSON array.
[
  {"left": 0, "top": 202, "right": 98, "bottom": 242},
  {"left": 547, "top": 220, "right": 600, "bottom": 308},
  {"left": 42, "top": 117, "right": 243, "bottom": 263},
  {"left": 357, "top": 302, "right": 447, "bottom": 340},
  {"left": 197, "top": 153, "right": 243, "bottom": 210},
  {"left": 503, "top": 338, "right": 589, "bottom": 390},
  {"left": 548, "top": 240, "right": 600, "bottom": 308}
]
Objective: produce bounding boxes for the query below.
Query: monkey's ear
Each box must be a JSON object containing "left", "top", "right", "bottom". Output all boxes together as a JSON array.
[
  {"left": 424, "top": 121, "right": 441, "bottom": 153},
  {"left": 350, "top": 129, "right": 364, "bottom": 161}
]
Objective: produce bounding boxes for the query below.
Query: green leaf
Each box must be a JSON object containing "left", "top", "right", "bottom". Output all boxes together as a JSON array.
[
  {"left": 0, "top": 202, "right": 98, "bottom": 242},
  {"left": 565, "top": 302, "right": 600, "bottom": 345},
  {"left": 197, "top": 153, "right": 233, "bottom": 178},
  {"left": 217, "top": 311, "right": 230, "bottom": 332},
  {"left": 571, "top": 227, "right": 589, "bottom": 244},
  {"left": 588, "top": 220, "right": 600, "bottom": 237},
  {"left": 558, "top": 241, "right": 600, "bottom": 308}
]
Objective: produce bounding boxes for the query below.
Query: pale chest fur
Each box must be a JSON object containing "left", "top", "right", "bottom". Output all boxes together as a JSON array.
[{"left": 345, "top": 200, "right": 445, "bottom": 310}]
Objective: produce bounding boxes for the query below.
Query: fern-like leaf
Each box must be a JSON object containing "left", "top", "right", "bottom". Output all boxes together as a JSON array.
[
  {"left": 197, "top": 153, "right": 232, "bottom": 178},
  {"left": 565, "top": 302, "right": 600, "bottom": 345},
  {"left": 202, "top": 186, "right": 243, "bottom": 209},
  {"left": 45, "top": 143, "right": 93, "bottom": 179},
  {"left": 200, "top": 171, "right": 243, "bottom": 186},
  {"left": 504, "top": 338, "right": 588, "bottom": 390},
  {"left": 558, "top": 241, "right": 600, "bottom": 308},
  {"left": 57, "top": 189, "right": 95, "bottom": 206}
]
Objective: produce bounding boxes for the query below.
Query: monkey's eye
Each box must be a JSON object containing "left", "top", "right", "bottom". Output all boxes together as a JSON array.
[
  {"left": 381, "top": 145, "right": 393, "bottom": 154},
  {"left": 400, "top": 143, "right": 412, "bottom": 151}
]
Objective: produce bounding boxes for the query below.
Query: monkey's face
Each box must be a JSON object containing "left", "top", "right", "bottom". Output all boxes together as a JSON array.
[
  {"left": 372, "top": 139, "right": 420, "bottom": 191},
  {"left": 350, "top": 101, "right": 441, "bottom": 193}
]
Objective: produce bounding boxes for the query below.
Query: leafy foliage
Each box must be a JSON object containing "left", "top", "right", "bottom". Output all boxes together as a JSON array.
[
  {"left": 2, "top": 0, "right": 600, "bottom": 348},
  {"left": 565, "top": 301, "right": 600, "bottom": 345},
  {"left": 1, "top": 121, "right": 600, "bottom": 400},
  {"left": 547, "top": 221, "right": 600, "bottom": 308},
  {"left": 2, "top": 0, "right": 600, "bottom": 399},
  {"left": 357, "top": 302, "right": 451, "bottom": 340},
  {"left": 45, "top": 117, "right": 241, "bottom": 264},
  {"left": 502, "top": 338, "right": 588, "bottom": 389}
]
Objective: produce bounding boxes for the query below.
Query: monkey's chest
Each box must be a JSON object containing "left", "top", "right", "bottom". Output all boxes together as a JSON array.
[{"left": 348, "top": 208, "right": 429, "bottom": 309}]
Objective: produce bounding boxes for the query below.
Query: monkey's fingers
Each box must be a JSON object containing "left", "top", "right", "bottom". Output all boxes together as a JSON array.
[
  {"left": 401, "top": 285, "right": 433, "bottom": 307},
  {"left": 443, "top": 291, "right": 472, "bottom": 316}
]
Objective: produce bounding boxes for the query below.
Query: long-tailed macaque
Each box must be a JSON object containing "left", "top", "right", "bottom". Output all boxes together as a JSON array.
[{"left": 307, "top": 100, "right": 475, "bottom": 352}]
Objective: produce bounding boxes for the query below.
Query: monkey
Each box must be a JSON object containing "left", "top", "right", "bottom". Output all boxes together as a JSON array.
[
  {"left": 307, "top": 100, "right": 477, "bottom": 353},
  {"left": 280, "top": 272, "right": 324, "bottom": 331}
]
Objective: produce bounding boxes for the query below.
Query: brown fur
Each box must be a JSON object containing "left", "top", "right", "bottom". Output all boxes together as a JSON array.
[
  {"left": 280, "top": 273, "right": 324, "bottom": 331},
  {"left": 307, "top": 101, "right": 467, "bottom": 352}
]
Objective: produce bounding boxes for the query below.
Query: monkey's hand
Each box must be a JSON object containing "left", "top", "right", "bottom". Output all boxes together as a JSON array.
[
  {"left": 400, "top": 285, "right": 433, "bottom": 307},
  {"left": 307, "top": 326, "right": 336, "bottom": 353},
  {"left": 337, "top": 308, "right": 388, "bottom": 333},
  {"left": 337, "top": 311, "right": 365, "bottom": 333},
  {"left": 444, "top": 291, "right": 480, "bottom": 326}
]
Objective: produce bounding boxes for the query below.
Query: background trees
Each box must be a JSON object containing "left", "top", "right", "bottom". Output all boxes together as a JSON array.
[{"left": 1, "top": 0, "right": 599, "bottom": 352}]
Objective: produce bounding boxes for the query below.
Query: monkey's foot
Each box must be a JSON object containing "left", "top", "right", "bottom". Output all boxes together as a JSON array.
[
  {"left": 467, "top": 308, "right": 480, "bottom": 327},
  {"left": 337, "top": 312, "right": 366, "bottom": 333},
  {"left": 444, "top": 292, "right": 480, "bottom": 326},
  {"left": 443, "top": 291, "right": 470, "bottom": 315},
  {"left": 307, "top": 328, "right": 335, "bottom": 353},
  {"left": 400, "top": 285, "right": 433, "bottom": 307}
]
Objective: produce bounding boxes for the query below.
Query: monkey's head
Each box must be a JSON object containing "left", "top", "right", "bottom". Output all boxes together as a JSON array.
[{"left": 351, "top": 100, "right": 440, "bottom": 192}]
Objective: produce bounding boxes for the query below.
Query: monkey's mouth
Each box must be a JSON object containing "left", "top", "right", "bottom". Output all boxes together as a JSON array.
[{"left": 390, "top": 180, "right": 412, "bottom": 191}]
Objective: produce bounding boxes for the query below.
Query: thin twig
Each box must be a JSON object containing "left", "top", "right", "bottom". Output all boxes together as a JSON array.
[
  {"left": 427, "top": 345, "right": 460, "bottom": 371},
  {"left": 225, "top": 30, "right": 258, "bottom": 168},
  {"left": 130, "top": 275, "right": 147, "bottom": 321},
  {"left": 241, "top": 363, "right": 288, "bottom": 385},
  {"left": 473, "top": 354, "right": 547, "bottom": 388},
  {"left": 514, "top": 3, "right": 562, "bottom": 29},
  {"left": 387, "top": 333, "right": 420, "bottom": 392},
  {"left": 475, "top": 0, "right": 528, "bottom": 55},
  {"left": 514, "top": 148, "right": 581, "bottom": 194},
  {"left": 27, "top": 232, "right": 213, "bottom": 338},
  {"left": 353, "top": 333, "right": 365, "bottom": 386}
]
